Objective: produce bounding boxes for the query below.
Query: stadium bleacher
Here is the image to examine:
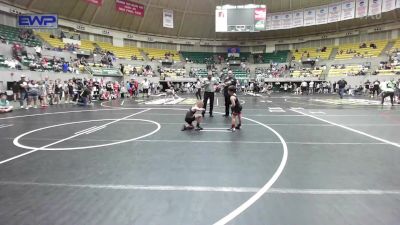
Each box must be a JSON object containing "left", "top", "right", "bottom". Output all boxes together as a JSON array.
[
  {"left": 292, "top": 47, "right": 332, "bottom": 61},
  {"left": 256, "top": 50, "right": 289, "bottom": 63},
  {"left": 96, "top": 41, "right": 143, "bottom": 60},
  {"left": 391, "top": 38, "right": 400, "bottom": 52},
  {"left": 0, "top": 24, "right": 41, "bottom": 47},
  {"left": 291, "top": 69, "right": 323, "bottom": 78},
  {"left": 335, "top": 40, "right": 388, "bottom": 60},
  {"left": 181, "top": 52, "right": 214, "bottom": 64},
  {"left": 328, "top": 64, "right": 364, "bottom": 77},
  {"left": 35, "top": 32, "right": 64, "bottom": 48},
  {"left": 142, "top": 48, "right": 180, "bottom": 61}
]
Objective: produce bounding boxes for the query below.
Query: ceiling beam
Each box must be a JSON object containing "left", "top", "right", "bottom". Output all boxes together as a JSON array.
[
  {"left": 27, "top": 0, "right": 36, "bottom": 10},
  {"left": 138, "top": 0, "right": 154, "bottom": 32},
  {"left": 177, "top": 0, "right": 190, "bottom": 37},
  {"left": 68, "top": 0, "right": 83, "bottom": 19},
  {"left": 89, "top": 4, "right": 101, "bottom": 24}
]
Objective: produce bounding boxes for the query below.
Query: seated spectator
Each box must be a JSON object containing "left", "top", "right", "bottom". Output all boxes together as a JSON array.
[
  {"left": 0, "top": 35, "right": 6, "bottom": 43},
  {"left": 35, "top": 45, "right": 42, "bottom": 58},
  {"left": 5, "top": 59, "right": 21, "bottom": 70},
  {"left": 0, "top": 92, "right": 13, "bottom": 113}
]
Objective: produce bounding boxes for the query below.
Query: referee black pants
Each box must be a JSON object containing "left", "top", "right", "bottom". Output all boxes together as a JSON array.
[
  {"left": 224, "top": 94, "right": 231, "bottom": 116},
  {"left": 203, "top": 92, "right": 214, "bottom": 116}
]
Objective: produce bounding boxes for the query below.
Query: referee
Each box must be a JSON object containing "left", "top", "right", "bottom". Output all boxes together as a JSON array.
[
  {"left": 223, "top": 70, "right": 237, "bottom": 117},
  {"left": 202, "top": 73, "right": 217, "bottom": 117}
]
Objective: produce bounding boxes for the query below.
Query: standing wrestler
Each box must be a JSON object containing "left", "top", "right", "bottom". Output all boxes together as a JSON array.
[{"left": 222, "top": 70, "right": 236, "bottom": 117}]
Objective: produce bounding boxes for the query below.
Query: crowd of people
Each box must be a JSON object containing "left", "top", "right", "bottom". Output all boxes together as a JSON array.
[
  {"left": 2, "top": 75, "right": 162, "bottom": 113},
  {"left": 255, "top": 63, "right": 289, "bottom": 78},
  {"left": 18, "top": 28, "right": 35, "bottom": 42}
]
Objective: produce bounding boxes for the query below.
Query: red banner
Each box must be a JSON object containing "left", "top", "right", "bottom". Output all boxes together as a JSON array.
[
  {"left": 254, "top": 8, "right": 266, "bottom": 31},
  {"left": 116, "top": 0, "right": 145, "bottom": 17},
  {"left": 84, "top": 0, "right": 103, "bottom": 6}
]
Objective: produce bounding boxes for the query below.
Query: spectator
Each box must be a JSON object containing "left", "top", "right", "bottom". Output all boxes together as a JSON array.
[
  {"left": 12, "top": 80, "right": 19, "bottom": 102},
  {"left": 141, "top": 78, "right": 150, "bottom": 98},
  {"left": 337, "top": 78, "right": 347, "bottom": 99},
  {"left": 35, "top": 45, "right": 42, "bottom": 58},
  {"left": 18, "top": 75, "right": 28, "bottom": 108},
  {"left": 38, "top": 80, "right": 48, "bottom": 107},
  {"left": 27, "top": 80, "right": 39, "bottom": 108},
  {"left": 0, "top": 92, "right": 13, "bottom": 113}
]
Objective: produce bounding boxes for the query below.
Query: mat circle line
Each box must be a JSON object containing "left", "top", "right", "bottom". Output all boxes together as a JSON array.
[
  {"left": 10, "top": 106, "right": 288, "bottom": 225},
  {"left": 13, "top": 118, "right": 161, "bottom": 151}
]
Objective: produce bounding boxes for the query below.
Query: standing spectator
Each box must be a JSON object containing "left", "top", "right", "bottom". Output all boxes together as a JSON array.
[
  {"left": 63, "top": 80, "right": 69, "bottom": 103},
  {"left": 53, "top": 80, "right": 62, "bottom": 104},
  {"left": 222, "top": 71, "right": 236, "bottom": 117},
  {"left": 67, "top": 80, "right": 74, "bottom": 103},
  {"left": 12, "top": 80, "right": 19, "bottom": 102},
  {"left": 113, "top": 81, "right": 120, "bottom": 99},
  {"left": 38, "top": 80, "right": 48, "bottom": 107},
  {"left": 34, "top": 45, "right": 42, "bottom": 58},
  {"left": 364, "top": 80, "right": 371, "bottom": 96},
  {"left": 27, "top": 80, "right": 39, "bottom": 108},
  {"left": 380, "top": 78, "right": 396, "bottom": 106},
  {"left": 309, "top": 81, "right": 314, "bottom": 94},
  {"left": 141, "top": 78, "right": 150, "bottom": 98},
  {"left": 397, "top": 78, "right": 400, "bottom": 104},
  {"left": 47, "top": 80, "right": 55, "bottom": 105},
  {"left": 133, "top": 78, "right": 139, "bottom": 98},
  {"left": 121, "top": 83, "right": 127, "bottom": 99},
  {"left": 18, "top": 75, "right": 28, "bottom": 108},
  {"left": 337, "top": 78, "right": 347, "bottom": 99},
  {"left": 120, "top": 64, "right": 125, "bottom": 75},
  {"left": 301, "top": 81, "right": 308, "bottom": 95}
]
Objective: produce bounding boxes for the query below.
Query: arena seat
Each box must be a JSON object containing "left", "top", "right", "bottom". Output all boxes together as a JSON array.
[
  {"left": 142, "top": 48, "right": 180, "bottom": 61},
  {"left": 161, "top": 68, "right": 186, "bottom": 78},
  {"left": 0, "top": 24, "right": 41, "bottom": 47},
  {"left": 376, "top": 65, "right": 400, "bottom": 76},
  {"left": 292, "top": 48, "right": 332, "bottom": 61},
  {"left": 391, "top": 38, "right": 400, "bottom": 52},
  {"left": 328, "top": 64, "right": 363, "bottom": 77},
  {"left": 79, "top": 39, "right": 95, "bottom": 52},
  {"left": 181, "top": 52, "right": 214, "bottom": 64},
  {"left": 257, "top": 50, "right": 289, "bottom": 63},
  {"left": 96, "top": 41, "right": 143, "bottom": 60},
  {"left": 291, "top": 69, "right": 323, "bottom": 78},
  {"left": 35, "top": 32, "right": 64, "bottom": 48},
  {"left": 0, "top": 54, "right": 7, "bottom": 67},
  {"left": 335, "top": 40, "right": 388, "bottom": 60},
  {"left": 195, "top": 69, "right": 208, "bottom": 77}
]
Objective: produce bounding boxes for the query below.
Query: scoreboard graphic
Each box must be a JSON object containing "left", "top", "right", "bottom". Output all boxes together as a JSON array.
[{"left": 216, "top": 5, "right": 266, "bottom": 32}]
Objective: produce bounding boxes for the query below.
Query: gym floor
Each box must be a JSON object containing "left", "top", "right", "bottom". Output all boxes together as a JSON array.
[{"left": 0, "top": 93, "right": 399, "bottom": 225}]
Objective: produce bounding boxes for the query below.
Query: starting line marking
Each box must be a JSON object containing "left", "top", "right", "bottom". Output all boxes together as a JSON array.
[
  {"left": 310, "top": 111, "right": 326, "bottom": 115},
  {"left": 0, "top": 124, "right": 13, "bottom": 129},
  {"left": 268, "top": 107, "right": 285, "bottom": 113},
  {"left": 1, "top": 181, "right": 399, "bottom": 195},
  {"left": 200, "top": 129, "right": 231, "bottom": 132}
]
